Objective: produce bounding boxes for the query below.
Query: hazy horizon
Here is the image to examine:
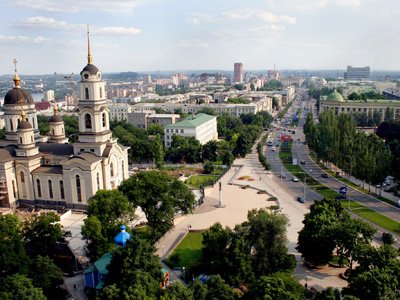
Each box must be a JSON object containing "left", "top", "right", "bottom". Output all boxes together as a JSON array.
[{"left": 1, "top": 0, "right": 400, "bottom": 74}]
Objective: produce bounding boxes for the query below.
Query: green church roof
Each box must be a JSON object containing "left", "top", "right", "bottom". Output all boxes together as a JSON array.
[{"left": 326, "top": 90, "right": 345, "bottom": 102}]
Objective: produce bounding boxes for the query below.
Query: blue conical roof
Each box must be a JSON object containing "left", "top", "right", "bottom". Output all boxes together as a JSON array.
[{"left": 114, "top": 225, "right": 131, "bottom": 246}]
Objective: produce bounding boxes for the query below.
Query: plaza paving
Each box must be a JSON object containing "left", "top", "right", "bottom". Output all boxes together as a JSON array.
[{"left": 156, "top": 141, "right": 348, "bottom": 290}]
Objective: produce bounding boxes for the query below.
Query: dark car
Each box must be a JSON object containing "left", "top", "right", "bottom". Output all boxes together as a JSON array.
[
  {"left": 279, "top": 174, "right": 287, "bottom": 179},
  {"left": 297, "top": 196, "right": 305, "bottom": 203},
  {"left": 321, "top": 173, "right": 329, "bottom": 178},
  {"left": 300, "top": 160, "right": 305, "bottom": 165}
]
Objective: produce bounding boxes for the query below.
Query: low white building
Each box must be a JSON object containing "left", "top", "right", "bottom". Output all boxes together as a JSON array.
[
  {"left": 109, "top": 103, "right": 133, "bottom": 121},
  {"left": 164, "top": 113, "right": 217, "bottom": 147}
]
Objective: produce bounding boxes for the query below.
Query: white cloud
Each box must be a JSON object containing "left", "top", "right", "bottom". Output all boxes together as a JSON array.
[
  {"left": 13, "top": 16, "right": 77, "bottom": 30},
  {"left": 94, "top": 27, "right": 141, "bottom": 35},
  {"left": 14, "top": 0, "right": 144, "bottom": 13},
  {"left": 187, "top": 13, "right": 215, "bottom": 25},
  {"left": 258, "top": 11, "right": 296, "bottom": 24},
  {"left": 0, "top": 34, "right": 51, "bottom": 43},
  {"left": 248, "top": 24, "right": 286, "bottom": 32},
  {"left": 189, "top": 9, "right": 296, "bottom": 26},
  {"left": 13, "top": 17, "right": 141, "bottom": 36}
]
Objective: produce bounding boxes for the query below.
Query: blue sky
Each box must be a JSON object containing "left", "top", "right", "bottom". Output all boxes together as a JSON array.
[{"left": 0, "top": 0, "right": 399, "bottom": 74}]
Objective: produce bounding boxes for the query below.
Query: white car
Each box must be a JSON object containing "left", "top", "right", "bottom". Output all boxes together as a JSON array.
[{"left": 272, "top": 147, "right": 276, "bottom": 152}]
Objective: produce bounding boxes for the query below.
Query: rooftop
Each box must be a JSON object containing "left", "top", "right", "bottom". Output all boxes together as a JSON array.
[{"left": 166, "top": 113, "right": 215, "bottom": 128}]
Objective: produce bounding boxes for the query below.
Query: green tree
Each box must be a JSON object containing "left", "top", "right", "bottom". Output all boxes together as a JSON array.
[
  {"left": 190, "top": 279, "right": 208, "bottom": 300},
  {"left": 203, "top": 161, "right": 215, "bottom": 174},
  {"left": 202, "top": 140, "right": 218, "bottom": 162},
  {"left": 297, "top": 199, "right": 342, "bottom": 266},
  {"left": 0, "top": 274, "right": 46, "bottom": 300},
  {"left": 37, "top": 115, "right": 50, "bottom": 135},
  {"left": 244, "top": 209, "right": 296, "bottom": 276},
  {"left": 333, "top": 217, "right": 376, "bottom": 268},
  {"left": 161, "top": 281, "right": 194, "bottom": 300},
  {"left": 167, "top": 135, "right": 202, "bottom": 163},
  {"left": 197, "top": 107, "right": 217, "bottom": 116},
  {"left": 272, "top": 97, "right": 280, "bottom": 111},
  {"left": 82, "top": 190, "right": 135, "bottom": 260},
  {"left": 147, "top": 123, "right": 164, "bottom": 136},
  {"left": 344, "top": 267, "right": 399, "bottom": 300},
  {"left": 314, "top": 287, "right": 341, "bottom": 300},
  {"left": 204, "top": 275, "right": 236, "bottom": 300},
  {"left": 63, "top": 115, "right": 79, "bottom": 142},
  {"left": 23, "top": 212, "right": 63, "bottom": 258},
  {"left": 249, "top": 273, "right": 306, "bottom": 300},
  {"left": 29, "top": 255, "right": 65, "bottom": 299},
  {"left": 152, "top": 134, "right": 165, "bottom": 169},
  {"left": 0, "top": 214, "right": 30, "bottom": 276},
  {"left": 202, "top": 223, "right": 231, "bottom": 277},
  {"left": 105, "top": 236, "right": 163, "bottom": 298},
  {"left": 119, "top": 171, "right": 195, "bottom": 239}
]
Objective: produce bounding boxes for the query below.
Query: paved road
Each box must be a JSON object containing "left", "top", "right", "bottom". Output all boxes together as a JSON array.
[{"left": 291, "top": 103, "right": 400, "bottom": 226}]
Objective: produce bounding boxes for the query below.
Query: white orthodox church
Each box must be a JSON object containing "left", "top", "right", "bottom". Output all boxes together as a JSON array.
[{"left": 0, "top": 32, "right": 129, "bottom": 209}]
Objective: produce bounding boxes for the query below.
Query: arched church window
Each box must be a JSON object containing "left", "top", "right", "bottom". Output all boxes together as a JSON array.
[
  {"left": 48, "top": 180, "right": 53, "bottom": 199},
  {"left": 10, "top": 119, "right": 13, "bottom": 131},
  {"left": 85, "top": 114, "right": 92, "bottom": 129},
  {"left": 76, "top": 175, "right": 82, "bottom": 202},
  {"left": 99, "top": 87, "right": 103, "bottom": 98},
  {"left": 36, "top": 179, "right": 41, "bottom": 198},
  {"left": 60, "top": 180, "right": 65, "bottom": 199},
  {"left": 96, "top": 173, "right": 100, "bottom": 191},
  {"left": 102, "top": 113, "right": 106, "bottom": 127},
  {"left": 20, "top": 171, "right": 25, "bottom": 183},
  {"left": 52, "top": 129, "right": 55, "bottom": 135},
  {"left": 110, "top": 162, "right": 114, "bottom": 177},
  {"left": 19, "top": 137, "right": 22, "bottom": 144},
  {"left": 85, "top": 87, "right": 89, "bottom": 99},
  {"left": 31, "top": 136, "right": 33, "bottom": 143}
]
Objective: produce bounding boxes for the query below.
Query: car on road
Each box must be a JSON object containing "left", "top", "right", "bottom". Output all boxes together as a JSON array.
[
  {"left": 292, "top": 177, "right": 299, "bottom": 182},
  {"left": 279, "top": 174, "right": 287, "bottom": 179},
  {"left": 272, "top": 147, "right": 276, "bottom": 152},
  {"left": 297, "top": 196, "right": 305, "bottom": 203},
  {"left": 321, "top": 173, "right": 329, "bottom": 178},
  {"left": 300, "top": 160, "right": 305, "bottom": 165}
]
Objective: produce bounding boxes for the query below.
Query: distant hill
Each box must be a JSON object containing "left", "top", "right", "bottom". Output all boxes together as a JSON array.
[{"left": 103, "top": 72, "right": 140, "bottom": 81}]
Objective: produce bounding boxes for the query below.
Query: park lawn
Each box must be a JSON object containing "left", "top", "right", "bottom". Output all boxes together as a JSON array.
[
  {"left": 166, "top": 232, "right": 203, "bottom": 269},
  {"left": 185, "top": 175, "right": 218, "bottom": 188}
]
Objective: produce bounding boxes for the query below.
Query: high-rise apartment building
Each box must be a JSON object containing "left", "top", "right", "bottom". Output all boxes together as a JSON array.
[
  {"left": 233, "top": 63, "right": 243, "bottom": 83},
  {"left": 344, "top": 66, "right": 370, "bottom": 81}
]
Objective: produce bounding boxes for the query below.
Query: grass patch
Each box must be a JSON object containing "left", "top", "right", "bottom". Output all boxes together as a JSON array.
[
  {"left": 278, "top": 101, "right": 293, "bottom": 119},
  {"left": 185, "top": 175, "right": 218, "bottom": 188},
  {"left": 133, "top": 226, "right": 152, "bottom": 241},
  {"left": 340, "top": 200, "right": 400, "bottom": 234},
  {"left": 165, "top": 232, "right": 203, "bottom": 269}
]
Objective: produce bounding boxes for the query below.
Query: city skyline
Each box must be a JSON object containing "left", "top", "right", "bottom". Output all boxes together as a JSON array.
[{"left": 1, "top": 0, "right": 400, "bottom": 74}]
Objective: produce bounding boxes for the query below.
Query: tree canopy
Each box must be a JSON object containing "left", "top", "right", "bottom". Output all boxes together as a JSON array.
[
  {"left": 81, "top": 190, "right": 136, "bottom": 260},
  {"left": 119, "top": 171, "right": 195, "bottom": 240}
]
